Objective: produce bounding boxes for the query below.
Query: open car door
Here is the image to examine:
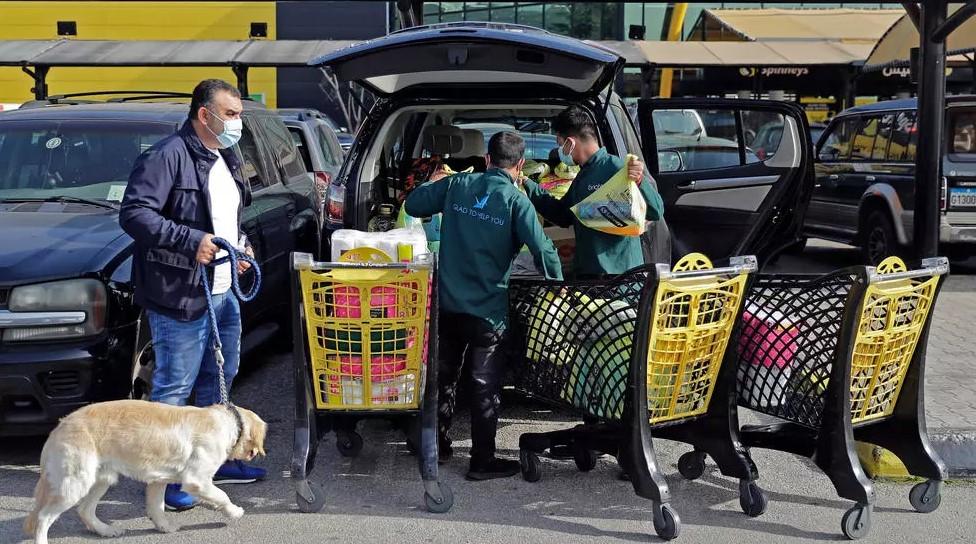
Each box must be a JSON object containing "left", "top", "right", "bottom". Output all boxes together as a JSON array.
[{"left": 637, "top": 99, "right": 814, "bottom": 264}]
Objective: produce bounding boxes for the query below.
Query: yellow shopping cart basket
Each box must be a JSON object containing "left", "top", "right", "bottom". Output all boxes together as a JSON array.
[
  {"left": 733, "top": 256, "right": 949, "bottom": 539},
  {"left": 510, "top": 254, "right": 757, "bottom": 540},
  {"left": 289, "top": 251, "right": 453, "bottom": 515}
]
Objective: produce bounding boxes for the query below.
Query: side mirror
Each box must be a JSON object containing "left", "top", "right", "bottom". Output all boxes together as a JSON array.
[{"left": 657, "top": 150, "right": 683, "bottom": 173}]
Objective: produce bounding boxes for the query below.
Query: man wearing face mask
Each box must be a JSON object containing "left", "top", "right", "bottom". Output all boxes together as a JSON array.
[
  {"left": 120, "top": 79, "right": 264, "bottom": 511},
  {"left": 523, "top": 105, "right": 665, "bottom": 278}
]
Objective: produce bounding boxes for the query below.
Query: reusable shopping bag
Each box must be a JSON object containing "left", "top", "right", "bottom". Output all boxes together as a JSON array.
[{"left": 570, "top": 154, "right": 647, "bottom": 236}]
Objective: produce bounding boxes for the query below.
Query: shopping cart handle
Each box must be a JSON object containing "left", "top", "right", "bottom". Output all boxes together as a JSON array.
[
  {"left": 867, "top": 257, "right": 949, "bottom": 284},
  {"left": 656, "top": 255, "right": 758, "bottom": 281}
]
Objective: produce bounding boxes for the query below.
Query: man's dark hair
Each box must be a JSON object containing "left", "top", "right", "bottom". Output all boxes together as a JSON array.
[
  {"left": 552, "top": 105, "right": 598, "bottom": 141},
  {"left": 188, "top": 79, "right": 241, "bottom": 121},
  {"left": 487, "top": 131, "right": 525, "bottom": 169}
]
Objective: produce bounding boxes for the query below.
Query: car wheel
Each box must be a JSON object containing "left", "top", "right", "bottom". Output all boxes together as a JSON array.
[
  {"left": 131, "top": 338, "right": 154, "bottom": 401},
  {"left": 862, "top": 210, "right": 897, "bottom": 266}
]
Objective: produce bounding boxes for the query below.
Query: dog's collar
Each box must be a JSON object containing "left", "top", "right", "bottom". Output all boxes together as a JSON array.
[{"left": 225, "top": 402, "right": 245, "bottom": 451}]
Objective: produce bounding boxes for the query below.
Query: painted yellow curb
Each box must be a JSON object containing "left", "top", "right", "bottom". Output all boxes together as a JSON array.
[{"left": 856, "top": 441, "right": 911, "bottom": 479}]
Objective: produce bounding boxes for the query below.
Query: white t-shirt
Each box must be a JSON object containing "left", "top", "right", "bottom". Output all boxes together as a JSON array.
[{"left": 207, "top": 150, "right": 241, "bottom": 295}]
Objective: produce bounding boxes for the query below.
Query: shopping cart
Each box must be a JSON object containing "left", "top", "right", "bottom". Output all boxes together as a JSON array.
[
  {"left": 509, "top": 253, "right": 756, "bottom": 540},
  {"left": 289, "top": 250, "right": 453, "bottom": 514},
  {"left": 729, "top": 256, "right": 948, "bottom": 539}
]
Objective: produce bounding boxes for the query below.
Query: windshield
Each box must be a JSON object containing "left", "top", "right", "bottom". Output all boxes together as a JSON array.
[
  {"left": 0, "top": 120, "right": 174, "bottom": 202},
  {"left": 653, "top": 110, "right": 705, "bottom": 137}
]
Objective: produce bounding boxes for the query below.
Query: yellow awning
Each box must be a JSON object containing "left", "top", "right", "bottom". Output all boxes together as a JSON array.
[
  {"left": 696, "top": 8, "right": 904, "bottom": 43},
  {"left": 593, "top": 40, "right": 872, "bottom": 67},
  {"left": 867, "top": 5, "right": 976, "bottom": 66}
]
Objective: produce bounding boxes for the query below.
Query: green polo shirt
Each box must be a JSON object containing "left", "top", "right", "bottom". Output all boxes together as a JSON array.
[
  {"left": 523, "top": 148, "right": 664, "bottom": 277},
  {"left": 405, "top": 168, "right": 563, "bottom": 328}
]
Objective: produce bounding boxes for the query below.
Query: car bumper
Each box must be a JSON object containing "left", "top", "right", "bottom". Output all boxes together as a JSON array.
[{"left": 0, "top": 324, "right": 135, "bottom": 436}]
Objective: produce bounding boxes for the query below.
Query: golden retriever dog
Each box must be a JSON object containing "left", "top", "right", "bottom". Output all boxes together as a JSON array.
[{"left": 24, "top": 400, "right": 267, "bottom": 544}]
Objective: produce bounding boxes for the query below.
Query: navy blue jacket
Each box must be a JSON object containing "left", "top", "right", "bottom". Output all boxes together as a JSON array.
[{"left": 120, "top": 121, "right": 251, "bottom": 321}]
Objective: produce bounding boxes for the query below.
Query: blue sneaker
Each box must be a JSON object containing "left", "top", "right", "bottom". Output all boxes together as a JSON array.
[
  {"left": 164, "top": 484, "right": 197, "bottom": 512},
  {"left": 213, "top": 460, "right": 267, "bottom": 485}
]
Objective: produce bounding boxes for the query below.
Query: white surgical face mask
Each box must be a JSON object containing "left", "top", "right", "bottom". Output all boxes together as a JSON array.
[
  {"left": 558, "top": 138, "right": 576, "bottom": 166},
  {"left": 205, "top": 108, "right": 243, "bottom": 148}
]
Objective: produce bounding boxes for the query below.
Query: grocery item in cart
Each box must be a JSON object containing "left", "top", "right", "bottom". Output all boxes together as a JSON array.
[
  {"left": 736, "top": 304, "right": 799, "bottom": 408},
  {"left": 330, "top": 227, "right": 429, "bottom": 262}
]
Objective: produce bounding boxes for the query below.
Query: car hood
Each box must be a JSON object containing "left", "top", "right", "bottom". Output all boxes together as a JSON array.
[
  {"left": 0, "top": 207, "right": 130, "bottom": 284},
  {"left": 310, "top": 23, "right": 623, "bottom": 97}
]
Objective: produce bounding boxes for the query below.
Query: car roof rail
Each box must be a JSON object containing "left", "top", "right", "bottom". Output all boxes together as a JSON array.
[{"left": 391, "top": 21, "right": 549, "bottom": 36}]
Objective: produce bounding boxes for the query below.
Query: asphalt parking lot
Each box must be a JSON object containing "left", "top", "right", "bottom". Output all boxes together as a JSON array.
[{"left": 2, "top": 239, "right": 975, "bottom": 544}]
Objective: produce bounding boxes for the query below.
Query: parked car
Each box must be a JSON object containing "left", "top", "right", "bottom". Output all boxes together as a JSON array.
[
  {"left": 277, "top": 107, "right": 352, "bottom": 153},
  {"left": 277, "top": 108, "right": 345, "bottom": 205},
  {"left": 803, "top": 97, "right": 976, "bottom": 264},
  {"left": 0, "top": 97, "right": 319, "bottom": 435},
  {"left": 311, "top": 22, "right": 814, "bottom": 270}
]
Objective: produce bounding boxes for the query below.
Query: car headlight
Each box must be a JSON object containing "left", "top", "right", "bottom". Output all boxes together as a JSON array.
[{"left": 3, "top": 279, "right": 107, "bottom": 342}]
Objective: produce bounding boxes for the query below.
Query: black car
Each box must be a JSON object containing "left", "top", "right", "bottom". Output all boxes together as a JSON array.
[
  {"left": 311, "top": 23, "right": 814, "bottom": 272},
  {"left": 0, "top": 98, "right": 319, "bottom": 435},
  {"left": 804, "top": 97, "right": 976, "bottom": 264}
]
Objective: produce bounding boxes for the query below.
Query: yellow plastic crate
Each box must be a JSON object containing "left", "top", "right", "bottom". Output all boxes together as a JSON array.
[
  {"left": 647, "top": 253, "right": 750, "bottom": 424},
  {"left": 850, "top": 257, "right": 939, "bottom": 424},
  {"left": 299, "top": 262, "right": 430, "bottom": 411}
]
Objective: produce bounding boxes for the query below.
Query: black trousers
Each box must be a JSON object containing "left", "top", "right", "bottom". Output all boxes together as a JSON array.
[{"left": 437, "top": 312, "right": 509, "bottom": 463}]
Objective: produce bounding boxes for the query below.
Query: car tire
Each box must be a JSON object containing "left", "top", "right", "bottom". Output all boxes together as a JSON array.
[{"left": 861, "top": 210, "right": 898, "bottom": 266}]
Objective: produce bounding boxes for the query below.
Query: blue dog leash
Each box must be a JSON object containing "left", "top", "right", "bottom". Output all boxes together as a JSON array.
[{"left": 199, "top": 237, "right": 261, "bottom": 406}]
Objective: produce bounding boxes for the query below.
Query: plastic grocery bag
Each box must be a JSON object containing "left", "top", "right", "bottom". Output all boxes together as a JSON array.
[{"left": 570, "top": 154, "right": 647, "bottom": 236}]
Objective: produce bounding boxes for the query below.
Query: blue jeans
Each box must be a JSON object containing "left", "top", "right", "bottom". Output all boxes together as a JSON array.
[{"left": 148, "top": 293, "right": 241, "bottom": 407}]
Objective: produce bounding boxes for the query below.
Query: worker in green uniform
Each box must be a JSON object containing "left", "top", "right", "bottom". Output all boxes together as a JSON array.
[
  {"left": 405, "top": 131, "right": 563, "bottom": 481},
  {"left": 523, "top": 105, "right": 665, "bottom": 278}
]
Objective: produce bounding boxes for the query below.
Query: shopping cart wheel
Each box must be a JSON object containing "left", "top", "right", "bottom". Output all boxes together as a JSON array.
[
  {"left": 336, "top": 431, "right": 363, "bottom": 457},
  {"left": 841, "top": 503, "right": 871, "bottom": 540},
  {"left": 573, "top": 447, "right": 598, "bottom": 472},
  {"left": 652, "top": 502, "right": 681, "bottom": 541},
  {"left": 738, "top": 480, "right": 768, "bottom": 517},
  {"left": 520, "top": 450, "right": 542, "bottom": 482},
  {"left": 424, "top": 482, "right": 454, "bottom": 514},
  {"left": 909, "top": 480, "right": 942, "bottom": 514},
  {"left": 295, "top": 480, "right": 326, "bottom": 513},
  {"left": 677, "top": 451, "right": 707, "bottom": 480}
]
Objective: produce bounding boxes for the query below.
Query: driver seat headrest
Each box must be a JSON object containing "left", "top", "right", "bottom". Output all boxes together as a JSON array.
[{"left": 455, "top": 129, "right": 487, "bottom": 159}]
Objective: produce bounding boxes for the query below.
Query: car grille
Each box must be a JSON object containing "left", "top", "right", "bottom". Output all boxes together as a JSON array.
[
  {"left": 41, "top": 370, "right": 83, "bottom": 397},
  {"left": 0, "top": 287, "right": 8, "bottom": 309}
]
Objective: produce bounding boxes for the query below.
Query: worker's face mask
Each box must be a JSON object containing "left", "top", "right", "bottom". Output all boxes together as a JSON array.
[
  {"left": 204, "top": 108, "right": 243, "bottom": 149},
  {"left": 558, "top": 137, "right": 576, "bottom": 166}
]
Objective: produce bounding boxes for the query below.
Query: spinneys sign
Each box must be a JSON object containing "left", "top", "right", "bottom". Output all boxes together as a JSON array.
[{"left": 739, "top": 67, "right": 811, "bottom": 77}]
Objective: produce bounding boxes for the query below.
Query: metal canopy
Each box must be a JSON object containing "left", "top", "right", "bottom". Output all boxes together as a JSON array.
[{"left": 0, "top": 39, "right": 350, "bottom": 68}]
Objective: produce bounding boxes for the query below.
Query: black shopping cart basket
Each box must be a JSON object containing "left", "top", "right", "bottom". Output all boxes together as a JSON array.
[
  {"left": 289, "top": 250, "right": 453, "bottom": 514},
  {"left": 723, "top": 256, "right": 949, "bottom": 539},
  {"left": 509, "top": 253, "right": 757, "bottom": 540}
]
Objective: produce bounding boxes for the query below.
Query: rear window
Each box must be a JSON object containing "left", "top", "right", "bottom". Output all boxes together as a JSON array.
[
  {"left": 0, "top": 119, "right": 173, "bottom": 201},
  {"left": 949, "top": 108, "right": 976, "bottom": 159}
]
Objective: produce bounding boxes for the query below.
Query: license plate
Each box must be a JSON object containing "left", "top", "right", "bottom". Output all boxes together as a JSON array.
[{"left": 950, "top": 188, "right": 976, "bottom": 207}]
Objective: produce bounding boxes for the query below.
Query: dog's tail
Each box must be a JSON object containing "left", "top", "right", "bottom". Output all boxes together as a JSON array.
[{"left": 23, "top": 473, "right": 48, "bottom": 536}]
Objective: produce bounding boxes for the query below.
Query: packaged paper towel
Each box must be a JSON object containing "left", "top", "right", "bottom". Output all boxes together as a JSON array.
[{"left": 330, "top": 227, "right": 429, "bottom": 262}]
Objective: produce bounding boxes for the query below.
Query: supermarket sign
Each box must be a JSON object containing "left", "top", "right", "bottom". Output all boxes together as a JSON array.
[{"left": 738, "top": 67, "right": 810, "bottom": 78}]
